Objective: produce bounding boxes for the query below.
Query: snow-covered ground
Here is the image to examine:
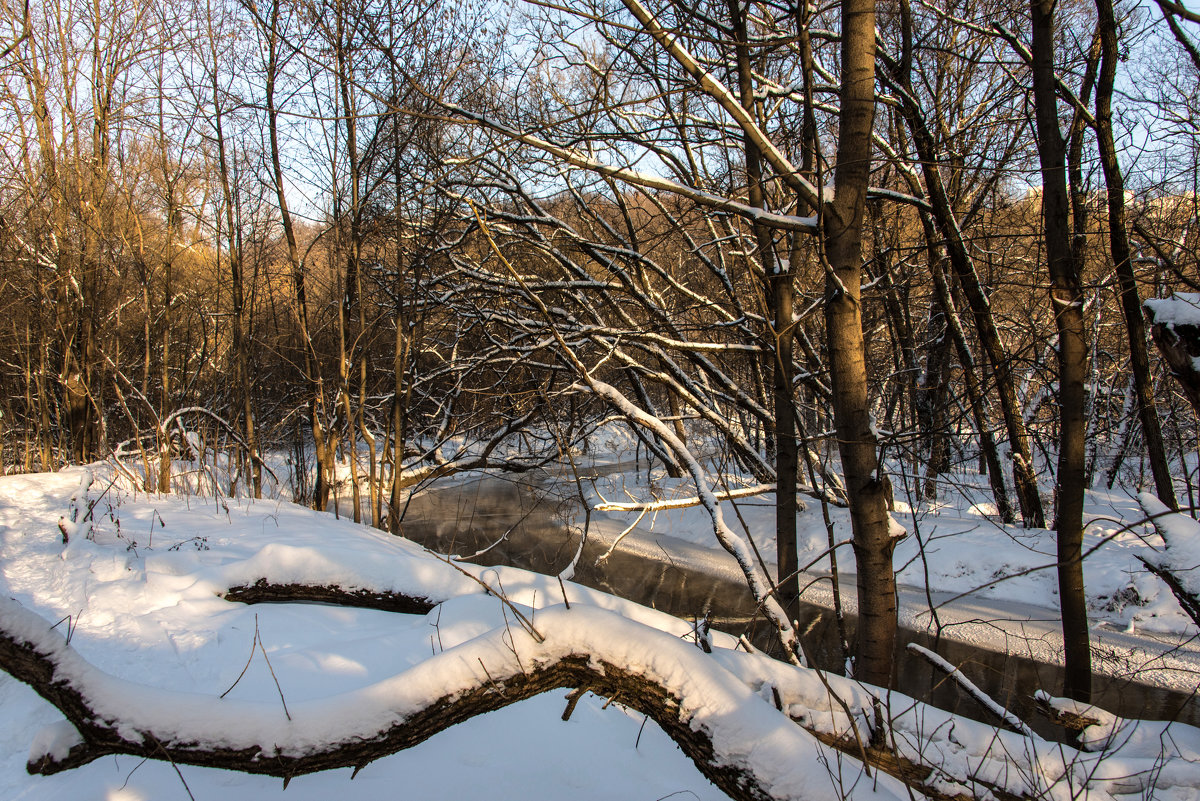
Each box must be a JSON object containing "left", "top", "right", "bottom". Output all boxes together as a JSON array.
[
  {"left": 581, "top": 459, "right": 1199, "bottom": 639},
  {"left": 0, "top": 452, "right": 1198, "bottom": 800},
  {"left": 0, "top": 468, "right": 734, "bottom": 801}
]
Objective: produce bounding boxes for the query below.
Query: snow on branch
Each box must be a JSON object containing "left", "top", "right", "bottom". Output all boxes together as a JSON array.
[
  {"left": 1033, "top": 690, "right": 1104, "bottom": 735},
  {"left": 576, "top": 378, "right": 802, "bottom": 665},
  {"left": 906, "top": 644, "right": 1035, "bottom": 738},
  {"left": 1136, "top": 493, "right": 1200, "bottom": 626},
  {"left": 195, "top": 541, "right": 477, "bottom": 610},
  {"left": 1144, "top": 293, "right": 1200, "bottom": 414},
  {"left": 595, "top": 483, "right": 777, "bottom": 512},
  {"left": 0, "top": 597, "right": 903, "bottom": 801}
]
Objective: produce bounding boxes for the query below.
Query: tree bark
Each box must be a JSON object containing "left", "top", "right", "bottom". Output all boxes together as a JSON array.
[
  {"left": 265, "top": 0, "right": 331, "bottom": 511},
  {"left": 1030, "top": 0, "right": 1092, "bottom": 703},
  {"left": 726, "top": 0, "right": 801, "bottom": 629},
  {"left": 1094, "top": 0, "right": 1177, "bottom": 511},
  {"left": 880, "top": 19, "right": 1044, "bottom": 528},
  {"left": 824, "top": 0, "right": 896, "bottom": 688}
]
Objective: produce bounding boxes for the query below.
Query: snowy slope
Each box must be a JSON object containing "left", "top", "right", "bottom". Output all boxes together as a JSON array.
[
  {"left": 0, "top": 468, "right": 731, "bottom": 801},
  {"left": 0, "top": 465, "right": 1197, "bottom": 801}
]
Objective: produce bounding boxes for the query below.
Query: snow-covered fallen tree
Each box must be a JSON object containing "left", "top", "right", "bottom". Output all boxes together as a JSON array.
[
  {"left": 1137, "top": 492, "right": 1200, "bottom": 626},
  {"left": 3, "top": 594, "right": 921, "bottom": 801},
  {"left": 8, "top": 578, "right": 1198, "bottom": 801},
  {"left": 3, "top": 468, "right": 1199, "bottom": 801}
]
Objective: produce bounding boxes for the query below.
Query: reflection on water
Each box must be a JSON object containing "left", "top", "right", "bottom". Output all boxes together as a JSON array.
[{"left": 400, "top": 474, "right": 1199, "bottom": 739}]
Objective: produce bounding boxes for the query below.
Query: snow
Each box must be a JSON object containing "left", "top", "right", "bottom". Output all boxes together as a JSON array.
[
  {"left": 0, "top": 468, "right": 739, "bottom": 801},
  {"left": 0, "top": 457, "right": 1197, "bottom": 800},
  {"left": 581, "top": 464, "right": 1200, "bottom": 640},
  {"left": 1145, "top": 293, "right": 1200, "bottom": 327},
  {"left": 1139, "top": 492, "right": 1200, "bottom": 599},
  {"left": 28, "top": 721, "right": 83, "bottom": 764},
  {"left": 10, "top": 595, "right": 811, "bottom": 773}
]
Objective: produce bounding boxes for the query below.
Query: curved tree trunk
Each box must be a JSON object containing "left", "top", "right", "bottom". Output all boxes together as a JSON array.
[{"left": 0, "top": 596, "right": 871, "bottom": 801}]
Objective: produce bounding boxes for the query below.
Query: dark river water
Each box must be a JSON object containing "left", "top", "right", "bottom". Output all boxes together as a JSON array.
[{"left": 397, "top": 473, "right": 1199, "bottom": 739}]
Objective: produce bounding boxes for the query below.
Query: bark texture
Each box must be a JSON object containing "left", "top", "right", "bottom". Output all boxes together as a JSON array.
[
  {"left": 1029, "top": 0, "right": 1092, "bottom": 702},
  {"left": 824, "top": 0, "right": 896, "bottom": 688},
  {"left": 1094, "top": 0, "right": 1177, "bottom": 511}
]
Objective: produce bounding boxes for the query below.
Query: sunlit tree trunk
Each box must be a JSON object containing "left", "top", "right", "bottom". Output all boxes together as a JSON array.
[
  {"left": 265, "top": 0, "right": 331, "bottom": 511},
  {"left": 825, "top": 0, "right": 896, "bottom": 687}
]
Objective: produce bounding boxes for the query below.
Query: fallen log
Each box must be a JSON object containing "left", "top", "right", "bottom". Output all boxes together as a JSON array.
[
  {"left": 0, "top": 596, "right": 910, "bottom": 801},
  {"left": 222, "top": 579, "right": 436, "bottom": 615}
]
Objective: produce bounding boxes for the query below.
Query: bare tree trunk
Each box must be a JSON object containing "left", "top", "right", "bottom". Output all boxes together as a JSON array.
[
  {"left": 918, "top": 257, "right": 954, "bottom": 501},
  {"left": 881, "top": 8, "right": 1044, "bottom": 527},
  {"left": 1030, "top": 0, "right": 1092, "bottom": 703},
  {"left": 726, "top": 0, "right": 800, "bottom": 627},
  {"left": 927, "top": 246, "right": 1015, "bottom": 522},
  {"left": 825, "top": 0, "right": 895, "bottom": 687},
  {"left": 1095, "top": 0, "right": 1177, "bottom": 511},
  {"left": 388, "top": 304, "right": 410, "bottom": 533},
  {"left": 37, "top": 338, "right": 52, "bottom": 470},
  {"left": 208, "top": 25, "right": 261, "bottom": 498},
  {"left": 21, "top": 326, "right": 33, "bottom": 472},
  {"left": 335, "top": 15, "right": 363, "bottom": 524},
  {"left": 153, "top": 79, "right": 177, "bottom": 494},
  {"left": 265, "top": 0, "right": 330, "bottom": 511}
]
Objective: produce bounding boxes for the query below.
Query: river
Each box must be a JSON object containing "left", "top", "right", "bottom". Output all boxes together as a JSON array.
[{"left": 397, "top": 471, "right": 1200, "bottom": 739}]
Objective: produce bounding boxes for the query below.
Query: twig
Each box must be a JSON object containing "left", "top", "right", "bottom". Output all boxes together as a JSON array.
[
  {"left": 635, "top": 715, "right": 649, "bottom": 749},
  {"left": 907, "top": 643, "right": 1035, "bottom": 738},
  {"left": 256, "top": 620, "right": 291, "bottom": 721},
  {"left": 220, "top": 624, "right": 259, "bottom": 699},
  {"left": 118, "top": 757, "right": 150, "bottom": 791},
  {"left": 562, "top": 687, "right": 587, "bottom": 721},
  {"left": 424, "top": 550, "right": 544, "bottom": 642},
  {"left": 148, "top": 734, "right": 197, "bottom": 801},
  {"left": 476, "top": 657, "right": 507, "bottom": 697},
  {"left": 594, "top": 507, "right": 648, "bottom": 565}
]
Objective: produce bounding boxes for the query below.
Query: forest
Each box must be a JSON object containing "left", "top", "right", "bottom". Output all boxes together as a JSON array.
[{"left": 0, "top": 0, "right": 1199, "bottom": 796}]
